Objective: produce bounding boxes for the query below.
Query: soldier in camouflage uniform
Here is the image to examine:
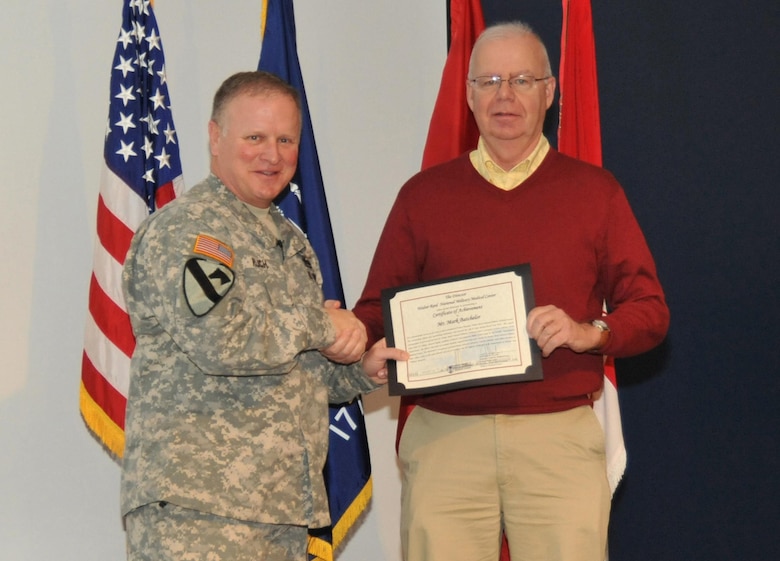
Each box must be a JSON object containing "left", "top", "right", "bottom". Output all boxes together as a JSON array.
[{"left": 120, "top": 71, "right": 406, "bottom": 560}]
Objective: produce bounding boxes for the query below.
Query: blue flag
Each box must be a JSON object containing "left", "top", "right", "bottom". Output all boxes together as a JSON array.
[{"left": 258, "top": 1, "right": 373, "bottom": 559}]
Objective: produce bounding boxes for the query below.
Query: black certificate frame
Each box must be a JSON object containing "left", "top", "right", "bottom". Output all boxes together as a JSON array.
[{"left": 381, "top": 264, "right": 543, "bottom": 396}]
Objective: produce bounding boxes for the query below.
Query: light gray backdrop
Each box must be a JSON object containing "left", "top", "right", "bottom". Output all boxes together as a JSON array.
[{"left": 0, "top": 1, "right": 446, "bottom": 559}]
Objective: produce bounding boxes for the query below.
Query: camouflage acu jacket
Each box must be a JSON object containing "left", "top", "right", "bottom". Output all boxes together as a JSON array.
[{"left": 120, "top": 174, "right": 377, "bottom": 528}]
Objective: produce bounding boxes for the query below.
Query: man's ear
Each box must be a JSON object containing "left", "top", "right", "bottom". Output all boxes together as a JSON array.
[
  {"left": 466, "top": 81, "right": 476, "bottom": 112},
  {"left": 207, "top": 120, "right": 220, "bottom": 156},
  {"left": 544, "top": 77, "right": 557, "bottom": 110}
]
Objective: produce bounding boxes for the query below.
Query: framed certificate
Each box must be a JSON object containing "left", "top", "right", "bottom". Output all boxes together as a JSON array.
[{"left": 381, "top": 264, "right": 543, "bottom": 396}]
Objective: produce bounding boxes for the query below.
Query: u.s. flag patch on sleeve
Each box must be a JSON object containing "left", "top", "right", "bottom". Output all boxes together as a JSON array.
[{"left": 193, "top": 234, "right": 234, "bottom": 267}]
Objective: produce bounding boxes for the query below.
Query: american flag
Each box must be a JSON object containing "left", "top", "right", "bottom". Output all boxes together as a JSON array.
[{"left": 80, "top": 0, "right": 183, "bottom": 458}]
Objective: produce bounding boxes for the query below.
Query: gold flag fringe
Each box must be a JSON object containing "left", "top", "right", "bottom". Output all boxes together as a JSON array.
[
  {"left": 307, "top": 477, "right": 374, "bottom": 561},
  {"left": 79, "top": 381, "right": 125, "bottom": 461}
]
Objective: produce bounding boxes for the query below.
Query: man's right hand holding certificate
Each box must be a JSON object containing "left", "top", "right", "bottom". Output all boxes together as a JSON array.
[{"left": 527, "top": 305, "right": 610, "bottom": 357}]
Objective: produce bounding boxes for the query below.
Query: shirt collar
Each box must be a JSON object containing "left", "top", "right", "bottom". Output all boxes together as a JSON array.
[{"left": 470, "top": 136, "right": 550, "bottom": 191}]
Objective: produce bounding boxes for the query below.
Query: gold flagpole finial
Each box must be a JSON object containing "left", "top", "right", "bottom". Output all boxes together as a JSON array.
[{"left": 260, "top": 0, "right": 268, "bottom": 40}]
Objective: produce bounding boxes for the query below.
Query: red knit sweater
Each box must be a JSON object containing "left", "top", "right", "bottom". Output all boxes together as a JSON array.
[{"left": 354, "top": 150, "right": 669, "bottom": 415}]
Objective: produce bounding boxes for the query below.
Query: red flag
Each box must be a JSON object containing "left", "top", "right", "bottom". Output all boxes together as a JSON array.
[
  {"left": 395, "top": 0, "right": 486, "bottom": 454},
  {"left": 80, "top": 0, "right": 183, "bottom": 458},
  {"left": 420, "top": 0, "right": 485, "bottom": 170},
  {"left": 559, "top": 0, "right": 626, "bottom": 497},
  {"left": 559, "top": 0, "right": 602, "bottom": 166}
]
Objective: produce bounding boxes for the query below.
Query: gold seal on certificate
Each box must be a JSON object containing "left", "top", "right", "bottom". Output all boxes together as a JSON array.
[{"left": 381, "top": 264, "right": 543, "bottom": 395}]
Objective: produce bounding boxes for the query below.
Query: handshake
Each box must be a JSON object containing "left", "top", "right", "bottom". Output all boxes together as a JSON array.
[{"left": 319, "top": 300, "right": 408, "bottom": 384}]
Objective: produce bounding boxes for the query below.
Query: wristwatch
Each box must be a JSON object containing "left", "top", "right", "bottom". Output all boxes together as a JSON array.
[{"left": 590, "top": 319, "right": 611, "bottom": 352}]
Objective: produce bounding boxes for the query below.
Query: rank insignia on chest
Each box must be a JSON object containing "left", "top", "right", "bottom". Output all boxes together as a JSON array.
[
  {"left": 183, "top": 258, "right": 235, "bottom": 316},
  {"left": 296, "top": 254, "right": 316, "bottom": 281}
]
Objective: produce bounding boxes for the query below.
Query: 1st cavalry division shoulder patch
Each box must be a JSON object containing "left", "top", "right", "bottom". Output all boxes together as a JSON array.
[{"left": 183, "top": 257, "right": 235, "bottom": 316}]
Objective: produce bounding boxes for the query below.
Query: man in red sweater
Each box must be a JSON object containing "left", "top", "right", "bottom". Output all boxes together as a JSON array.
[{"left": 353, "top": 21, "right": 669, "bottom": 561}]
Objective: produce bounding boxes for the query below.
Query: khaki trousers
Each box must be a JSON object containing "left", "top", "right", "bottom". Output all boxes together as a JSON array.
[{"left": 399, "top": 406, "right": 610, "bottom": 561}]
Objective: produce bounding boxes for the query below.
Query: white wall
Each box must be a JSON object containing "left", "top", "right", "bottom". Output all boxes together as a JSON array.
[{"left": 0, "top": 1, "right": 445, "bottom": 559}]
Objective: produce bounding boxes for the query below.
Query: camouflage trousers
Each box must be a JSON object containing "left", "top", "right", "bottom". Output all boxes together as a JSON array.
[{"left": 125, "top": 502, "right": 308, "bottom": 561}]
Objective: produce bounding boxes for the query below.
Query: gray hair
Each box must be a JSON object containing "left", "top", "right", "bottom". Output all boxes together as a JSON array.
[{"left": 469, "top": 21, "right": 553, "bottom": 77}]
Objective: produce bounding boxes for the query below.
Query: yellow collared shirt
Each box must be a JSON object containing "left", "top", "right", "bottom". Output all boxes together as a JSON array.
[{"left": 469, "top": 136, "right": 550, "bottom": 191}]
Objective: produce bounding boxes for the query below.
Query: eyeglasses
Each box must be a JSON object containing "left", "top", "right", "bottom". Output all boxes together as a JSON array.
[{"left": 468, "top": 75, "right": 552, "bottom": 92}]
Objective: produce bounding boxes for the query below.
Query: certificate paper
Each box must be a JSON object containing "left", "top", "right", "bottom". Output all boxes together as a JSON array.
[{"left": 382, "top": 264, "right": 542, "bottom": 396}]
